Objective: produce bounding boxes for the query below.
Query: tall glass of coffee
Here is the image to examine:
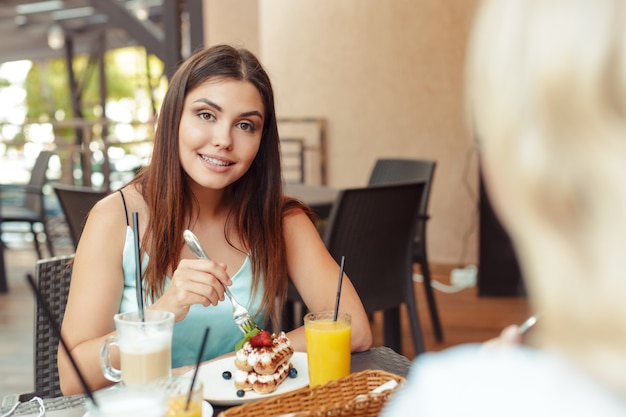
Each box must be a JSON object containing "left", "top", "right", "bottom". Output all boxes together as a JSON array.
[{"left": 100, "top": 310, "right": 174, "bottom": 385}]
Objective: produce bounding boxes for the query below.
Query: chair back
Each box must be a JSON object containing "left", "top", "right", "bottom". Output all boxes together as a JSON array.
[
  {"left": 32, "top": 254, "right": 74, "bottom": 399},
  {"left": 323, "top": 182, "right": 425, "bottom": 314},
  {"left": 25, "top": 150, "right": 54, "bottom": 215},
  {"left": 367, "top": 158, "right": 436, "bottom": 220},
  {"left": 367, "top": 159, "right": 443, "bottom": 344},
  {"left": 52, "top": 184, "right": 109, "bottom": 248}
]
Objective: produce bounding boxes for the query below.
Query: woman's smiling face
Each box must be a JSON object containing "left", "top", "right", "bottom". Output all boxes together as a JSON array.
[{"left": 178, "top": 76, "right": 265, "bottom": 192}]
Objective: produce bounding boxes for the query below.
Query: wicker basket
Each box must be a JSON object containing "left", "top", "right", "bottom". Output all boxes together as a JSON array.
[{"left": 217, "top": 369, "right": 405, "bottom": 417}]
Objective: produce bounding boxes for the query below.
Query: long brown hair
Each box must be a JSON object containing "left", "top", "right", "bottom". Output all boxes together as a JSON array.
[{"left": 130, "top": 44, "right": 312, "bottom": 328}]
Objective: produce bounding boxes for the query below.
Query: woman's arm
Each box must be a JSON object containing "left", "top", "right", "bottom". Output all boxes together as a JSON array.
[
  {"left": 58, "top": 190, "right": 234, "bottom": 395},
  {"left": 58, "top": 192, "right": 128, "bottom": 395},
  {"left": 283, "top": 211, "right": 373, "bottom": 352}
]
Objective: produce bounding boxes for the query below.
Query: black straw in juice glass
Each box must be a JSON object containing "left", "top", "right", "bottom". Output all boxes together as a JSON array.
[
  {"left": 132, "top": 211, "right": 145, "bottom": 322},
  {"left": 25, "top": 274, "right": 98, "bottom": 407},
  {"left": 333, "top": 256, "right": 345, "bottom": 322},
  {"left": 186, "top": 327, "right": 210, "bottom": 411}
]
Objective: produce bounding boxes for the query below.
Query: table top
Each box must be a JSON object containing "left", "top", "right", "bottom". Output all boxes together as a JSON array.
[
  {"left": 284, "top": 183, "right": 338, "bottom": 219},
  {"left": 1, "top": 347, "right": 412, "bottom": 417},
  {"left": 284, "top": 183, "right": 338, "bottom": 206}
]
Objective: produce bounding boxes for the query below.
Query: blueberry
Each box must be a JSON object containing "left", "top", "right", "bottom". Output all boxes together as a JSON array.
[
  {"left": 236, "top": 389, "right": 245, "bottom": 398},
  {"left": 288, "top": 367, "right": 298, "bottom": 378},
  {"left": 222, "top": 370, "right": 232, "bottom": 380}
]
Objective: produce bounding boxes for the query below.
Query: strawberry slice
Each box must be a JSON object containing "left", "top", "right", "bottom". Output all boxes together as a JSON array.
[{"left": 249, "top": 330, "right": 273, "bottom": 348}]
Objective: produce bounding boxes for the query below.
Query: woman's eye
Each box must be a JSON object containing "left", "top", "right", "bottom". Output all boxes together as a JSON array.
[
  {"left": 198, "top": 112, "right": 215, "bottom": 121},
  {"left": 237, "top": 121, "right": 256, "bottom": 132}
]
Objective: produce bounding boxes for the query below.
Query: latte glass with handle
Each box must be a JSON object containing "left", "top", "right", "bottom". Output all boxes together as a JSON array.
[{"left": 100, "top": 310, "right": 175, "bottom": 385}]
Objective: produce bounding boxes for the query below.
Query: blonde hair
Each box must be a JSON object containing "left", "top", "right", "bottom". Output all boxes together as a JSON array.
[{"left": 466, "top": 0, "right": 626, "bottom": 391}]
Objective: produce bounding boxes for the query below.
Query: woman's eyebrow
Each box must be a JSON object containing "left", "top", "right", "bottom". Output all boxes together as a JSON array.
[
  {"left": 192, "top": 98, "right": 263, "bottom": 119},
  {"left": 240, "top": 110, "right": 264, "bottom": 119},
  {"left": 193, "top": 98, "right": 222, "bottom": 111}
]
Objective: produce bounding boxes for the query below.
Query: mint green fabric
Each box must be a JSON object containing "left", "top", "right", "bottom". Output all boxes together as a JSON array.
[{"left": 120, "top": 226, "right": 265, "bottom": 367}]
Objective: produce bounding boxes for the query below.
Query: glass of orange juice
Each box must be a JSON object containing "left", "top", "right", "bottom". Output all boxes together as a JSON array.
[
  {"left": 161, "top": 375, "right": 203, "bottom": 417},
  {"left": 304, "top": 310, "right": 351, "bottom": 387}
]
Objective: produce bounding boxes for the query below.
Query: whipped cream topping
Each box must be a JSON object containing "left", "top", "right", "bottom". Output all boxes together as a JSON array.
[
  {"left": 235, "top": 331, "right": 292, "bottom": 368},
  {"left": 235, "top": 360, "right": 291, "bottom": 385}
]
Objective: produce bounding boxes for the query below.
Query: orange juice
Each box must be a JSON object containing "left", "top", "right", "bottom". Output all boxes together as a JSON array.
[
  {"left": 165, "top": 395, "right": 202, "bottom": 417},
  {"left": 160, "top": 375, "right": 203, "bottom": 417},
  {"left": 304, "top": 311, "right": 351, "bottom": 387}
]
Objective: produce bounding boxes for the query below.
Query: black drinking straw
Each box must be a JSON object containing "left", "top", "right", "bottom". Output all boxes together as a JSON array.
[
  {"left": 186, "top": 327, "right": 210, "bottom": 411},
  {"left": 132, "top": 212, "right": 145, "bottom": 322},
  {"left": 25, "top": 274, "right": 98, "bottom": 407},
  {"left": 333, "top": 256, "right": 345, "bottom": 321}
]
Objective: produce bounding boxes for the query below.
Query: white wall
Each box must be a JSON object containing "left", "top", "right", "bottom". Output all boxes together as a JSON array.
[{"left": 205, "top": 0, "right": 481, "bottom": 266}]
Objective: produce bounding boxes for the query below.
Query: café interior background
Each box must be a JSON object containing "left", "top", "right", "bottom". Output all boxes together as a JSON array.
[
  {"left": 2, "top": 0, "right": 481, "bottom": 268},
  {"left": 205, "top": 0, "right": 481, "bottom": 267}
]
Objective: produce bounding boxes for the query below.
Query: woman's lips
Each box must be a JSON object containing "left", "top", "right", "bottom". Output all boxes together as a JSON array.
[{"left": 200, "top": 154, "right": 234, "bottom": 167}]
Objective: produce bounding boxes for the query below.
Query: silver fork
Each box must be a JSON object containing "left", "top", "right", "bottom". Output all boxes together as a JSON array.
[{"left": 183, "top": 229, "right": 260, "bottom": 334}]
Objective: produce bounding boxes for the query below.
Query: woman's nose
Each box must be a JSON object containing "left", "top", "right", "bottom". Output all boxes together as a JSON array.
[{"left": 211, "top": 125, "right": 233, "bottom": 149}]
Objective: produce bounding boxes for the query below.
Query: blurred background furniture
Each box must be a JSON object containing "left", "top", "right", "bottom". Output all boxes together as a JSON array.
[
  {"left": 323, "top": 182, "right": 427, "bottom": 356},
  {"left": 277, "top": 117, "right": 327, "bottom": 186},
  {"left": 367, "top": 158, "right": 443, "bottom": 342},
  {"left": 52, "top": 184, "right": 109, "bottom": 249},
  {"left": 280, "top": 138, "right": 306, "bottom": 184},
  {"left": 0, "top": 150, "right": 55, "bottom": 260},
  {"left": 21, "top": 254, "right": 74, "bottom": 401}
]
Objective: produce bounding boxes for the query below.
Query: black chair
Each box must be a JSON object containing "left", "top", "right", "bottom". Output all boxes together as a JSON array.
[
  {"left": 51, "top": 183, "right": 109, "bottom": 248},
  {"left": 323, "top": 182, "right": 427, "bottom": 356},
  {"left": 0, "top": 150, "right": 55, "bottom": 259},
  {"left": 367, "top": 158, "right": 443, "bottom": 342},
  {"left": 21, "top": 254, "right": 74, "bottom": 400}
]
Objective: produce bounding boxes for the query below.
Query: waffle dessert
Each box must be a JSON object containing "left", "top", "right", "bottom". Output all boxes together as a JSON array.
[{"left": 234, "top": 331, "right": 294, "bottom": 394}]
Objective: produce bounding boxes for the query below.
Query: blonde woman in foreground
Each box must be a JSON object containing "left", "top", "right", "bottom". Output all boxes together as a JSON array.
[{"left": 383, "top": 0, "right": 626, "bottom": 415}]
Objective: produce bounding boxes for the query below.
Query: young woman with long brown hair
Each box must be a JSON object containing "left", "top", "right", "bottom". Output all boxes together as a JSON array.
[{"left": 58, "top": 44, "right": 372, "bottom": 395}]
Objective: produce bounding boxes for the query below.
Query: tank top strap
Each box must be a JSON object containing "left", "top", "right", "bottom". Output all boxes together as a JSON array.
[{"left": 118, "top": 189, "right": 130, "bottom": 226}]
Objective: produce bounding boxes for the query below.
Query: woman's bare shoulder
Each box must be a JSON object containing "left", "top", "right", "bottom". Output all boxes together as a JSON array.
[{"left": 90, "top": 185, "right": 143, "bottom": 221}]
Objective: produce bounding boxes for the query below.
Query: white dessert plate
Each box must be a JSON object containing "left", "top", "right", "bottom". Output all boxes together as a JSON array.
[
  {"left": 191, "top": 351, "right": 309, "bottom": 406},
  {"left": 83, "top": 401, "right": 212, "bottom": 417}
]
